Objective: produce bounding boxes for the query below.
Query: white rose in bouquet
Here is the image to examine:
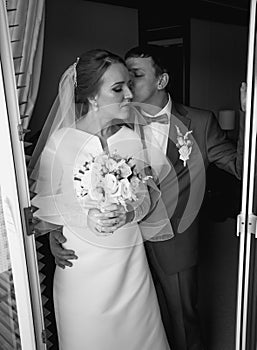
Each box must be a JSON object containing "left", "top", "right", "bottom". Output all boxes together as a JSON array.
[
  {"left": 120, "top": 178, "right": 133, "bottom": 200},
  {"left": 104, "top": 174, "right": 121, "bottom": 196},
  {"left": 119, "top": 163, "right": 132, "bottom": 178}
]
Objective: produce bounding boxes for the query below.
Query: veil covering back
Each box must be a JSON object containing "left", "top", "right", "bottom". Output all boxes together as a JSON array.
[
  {"left": 29, "top": 63, "right": 77, "bottom": 175},
  {"left": 29, "top": 62, "right": 79, "bottom": 233},
  {"left": 29, "top": 60, "right": 175, "bottom": 244}
]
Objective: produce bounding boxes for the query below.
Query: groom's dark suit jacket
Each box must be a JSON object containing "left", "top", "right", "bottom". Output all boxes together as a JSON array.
[{"left": 147, "top": 102, "right": 243, "bottom": 275}]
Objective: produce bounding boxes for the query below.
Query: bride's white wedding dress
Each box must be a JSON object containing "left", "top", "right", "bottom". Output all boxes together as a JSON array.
[{"left": 33, "top": 126, "right": 170, "bottom": 350}]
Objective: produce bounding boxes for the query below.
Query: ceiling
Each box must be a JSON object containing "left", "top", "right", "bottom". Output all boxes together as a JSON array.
[
  {"left": 84, "top": 0, "right": 251, "bottom": 11},
  {"left": 82, "top": 0, "right": 251, "bottom": 29},
  {"left": 201, "top": 0, "right": 249, "bottom": 9}
]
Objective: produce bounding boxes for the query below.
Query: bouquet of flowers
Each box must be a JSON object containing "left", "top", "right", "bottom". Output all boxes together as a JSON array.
[{"left": 73, "top": 151, "right": 151, "bottom": 211}]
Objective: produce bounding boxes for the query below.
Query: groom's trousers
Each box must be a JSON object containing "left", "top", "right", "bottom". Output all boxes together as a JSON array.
[{"left": 145, "top": 239, "right": 204, "bottom": 350}]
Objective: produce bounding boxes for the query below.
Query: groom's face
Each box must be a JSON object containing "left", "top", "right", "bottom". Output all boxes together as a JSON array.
[{"left": 125, "top": 56, "right": 159, "bottom": 105}]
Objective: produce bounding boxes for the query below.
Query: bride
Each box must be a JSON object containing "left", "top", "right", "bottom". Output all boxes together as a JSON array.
[{"left": 30, "top": 49, "right": 173, "bottom": 350}]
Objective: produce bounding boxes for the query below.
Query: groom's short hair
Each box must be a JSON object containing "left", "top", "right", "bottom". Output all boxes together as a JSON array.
[
  {"left": 125, "top": 44, "right": 170, "bottom": 76},
  {"left": 125, "top": 44, "right": 171, "bottom": 92}
]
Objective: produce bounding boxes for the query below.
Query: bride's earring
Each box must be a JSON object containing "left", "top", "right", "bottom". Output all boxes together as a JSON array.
[
  {"left": 89, "top": 97, "right": 99, "bottom": 112},
  {"left": 93, "top": 99, "right": 98, "bottom": 112}
]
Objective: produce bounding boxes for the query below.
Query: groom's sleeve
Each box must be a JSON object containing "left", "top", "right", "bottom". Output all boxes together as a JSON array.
[{"left": 205, "top": 110, "right": 244, "bottom": 180}]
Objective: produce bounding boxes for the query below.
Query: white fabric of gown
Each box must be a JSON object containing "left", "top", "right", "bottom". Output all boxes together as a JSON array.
[{"left": 34, "top": 126, "right": 171, "bottom": 350}]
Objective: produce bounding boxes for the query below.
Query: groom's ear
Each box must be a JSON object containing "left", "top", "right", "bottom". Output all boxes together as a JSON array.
[{"left": 157, "top": 73, "right": 169, "bottom": 90}]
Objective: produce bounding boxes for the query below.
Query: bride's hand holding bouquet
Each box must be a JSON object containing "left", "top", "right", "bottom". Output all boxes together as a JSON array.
[{"left": 87, "top": 204, "right": 129, "bottom": 236}]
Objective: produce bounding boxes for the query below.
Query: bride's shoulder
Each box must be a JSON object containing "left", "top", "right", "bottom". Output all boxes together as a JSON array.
[
  {"left": 46, "top": 127, "right": 84, "bottom": 152},
  {"left": 49, "top": 127, "right": 73, "bottom": 144}
]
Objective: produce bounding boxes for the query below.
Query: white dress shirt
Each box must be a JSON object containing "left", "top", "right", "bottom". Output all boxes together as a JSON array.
[{"left": 142, "top": 94, "right": 172, "bottom": 155}]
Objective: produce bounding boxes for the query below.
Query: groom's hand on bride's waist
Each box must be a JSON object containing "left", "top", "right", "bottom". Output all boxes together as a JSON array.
[{"left": 49, "top": 230, "right": 78, "bottom": 269}]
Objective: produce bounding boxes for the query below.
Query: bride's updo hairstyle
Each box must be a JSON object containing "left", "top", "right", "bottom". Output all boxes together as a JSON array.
[{"left": 75, "top": 49, "right": 126, "bottom": 114}]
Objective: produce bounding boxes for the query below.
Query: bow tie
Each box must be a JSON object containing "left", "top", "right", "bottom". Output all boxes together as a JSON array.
[{"left": 143, "top": 113, "right": 169, "bottom": 125}]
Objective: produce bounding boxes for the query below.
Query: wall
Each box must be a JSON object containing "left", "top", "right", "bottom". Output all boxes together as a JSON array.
[
  {"left": 189, "top": 18, "right": 248, "bottom": 350},
  {"left": 29, "top": 0, "right": 138, "bottom": 137},
  {"left": 190, "top": 18, "right": 248, "bottom": 114}
]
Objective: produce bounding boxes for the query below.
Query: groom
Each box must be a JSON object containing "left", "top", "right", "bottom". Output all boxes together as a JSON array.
[{"left": 49, "top": 45, "right": 245, "bottom": 349}]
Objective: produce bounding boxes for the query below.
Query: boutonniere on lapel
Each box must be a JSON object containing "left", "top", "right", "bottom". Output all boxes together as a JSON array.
[{"left": 175, "top": 125, "right": 193, "bottom": 167}]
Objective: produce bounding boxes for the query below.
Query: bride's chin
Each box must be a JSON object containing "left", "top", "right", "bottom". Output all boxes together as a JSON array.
[{"left": 118, "top": 109, "right": 131, "bottom": 120}]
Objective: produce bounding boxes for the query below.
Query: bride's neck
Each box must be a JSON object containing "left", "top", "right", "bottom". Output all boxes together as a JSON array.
[{"left": 76, "top": 114, "right": 120, "bottom": 140}]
